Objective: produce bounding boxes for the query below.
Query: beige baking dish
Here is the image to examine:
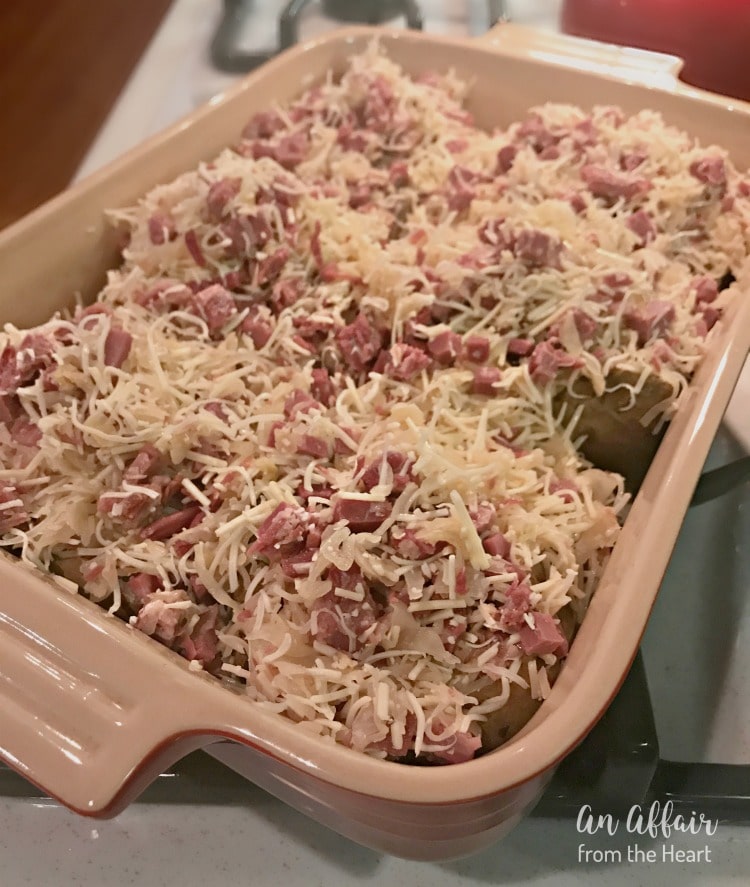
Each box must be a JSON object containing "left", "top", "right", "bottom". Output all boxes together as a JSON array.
[{"left": 1, "top": 23, "right": 749, "bottom": 861}]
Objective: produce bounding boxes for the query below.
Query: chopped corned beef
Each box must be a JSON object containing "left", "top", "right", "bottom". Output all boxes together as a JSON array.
[
  {"left": 333, "top": 498, "right": 391, "bottom": 532},
  {"left": 471, "top": 366, "right": 501, "bottom": 395},
  {"left": 147, "top": 212, "right": 176, "bottom": 245},
  {"left": 483, "top": 532, "right": 510, "bottom": 559},
  {"left": 623, "top": 300, "right": 676, "bottom": 345},
  {"left": 141, "top": 506, "right": 202, "bottom": 541},
  {"left": 689, "top": 156, "right": 726, "bottom": 188},
  {"left": 103, "top": 326, "right": 132, "bottom": 368},
  {"left": 376, "top": 343, "right": 430, "bottom": 381},
  {"left": 190, "top": 284, "right": 237, "bottom": 334},
  {"left": 627, "top": 209, "right": 656, "bottom": 246},
  {"left": 499, "top": 581, "right": 532, "bottom": 631},
  {"left": 464, "top": 336, "right": 490, "bottom": 363},
  {"left": 518, "top": 612, "right": 569, "bottom": 658},
  {"left": 336, "top": 314, "right": 383, "bottom": 372},
  {"left": 528, "top": 341, "right": 581, "bottom": 384},
  {"left": 514, "top": 229, "right": 563, "bottom": 269},
  {"left": 580, "top": 164, "right": 651, "bottom": 202},
  {"left": 428, "top": 330, "right": 462, "bottom": 365},
  {"left": 206, "top": 177, "right": 241, "bottom": 221},
  {"left": 248, "top": 503, "right": 307, "bottom": 560}
]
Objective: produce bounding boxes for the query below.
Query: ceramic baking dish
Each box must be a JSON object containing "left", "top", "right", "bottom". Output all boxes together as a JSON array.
[{"left": 1, "top": 22, "right": 749, "bottom": 862}]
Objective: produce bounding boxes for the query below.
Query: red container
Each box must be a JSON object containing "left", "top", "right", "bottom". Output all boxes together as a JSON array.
[{"left": 562, "top": 0, "right": 750, "bottom": 102}]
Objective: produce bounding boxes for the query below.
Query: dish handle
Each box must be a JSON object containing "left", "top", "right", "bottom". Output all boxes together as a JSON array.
[
  {"left": 477, "top": 21, "right": 689, "bottom": 95},
  {"left": 0, "top": 557, "right": 221, "bottom": 816}
]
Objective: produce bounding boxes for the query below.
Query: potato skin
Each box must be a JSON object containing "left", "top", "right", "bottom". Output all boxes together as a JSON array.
[{"left": 554, "top": 369, "right": 673, "bottom": 492}]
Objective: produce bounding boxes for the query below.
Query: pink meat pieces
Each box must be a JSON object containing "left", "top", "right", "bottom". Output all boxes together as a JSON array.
[
  {"left": 428, "top": 330, "right": 462, "bottom": 366},
  {"left": 580, "top": 164, "right": 651, "bottom": 202},
  {"left": 135, "top": 278, "right": 192, "bottom": 311},
  {"left": 389, "top": 160, "right": 409, "bottom": 187},
  {"left": 241, "top": 110, "right": 286, "bottom": 140},
  {"left": 296, "top": 435, "right": 330, "bottom": 459},
  {"left": 256, "top": 247, "right": 289, "bottom": 286},
  {"left": 141, "top": 506, "right": 202, "bottom": 541},
  {"left": 337, "top": 121, "right": 370, "bottom": 153},
  {"left": 240, "top": 306, "right": 274, "bottom": 348},
  {"left": 626, "top": 209, "right": 656, "bottom": 246},
  {"left": 428, "top": 731, "right": 482, "bottom": 765},
  {"left": 496, "top": 144, "right": 517, "bottom": 174},
  {"left": 206, "top": 177, "right": 241, "bottom": 221},
  {"left": 620, "top": 150, "right": 647, "bottom": 171},
  {"left": 702, "top": 306, "right": 720, "bottom": 331},
  {"left": 147, "top": 212, "right": 176, "bottom": 245},
  {"left": 0, "top": 334, "right": 54, "bottom": 394},
  {"left": 332, "top": 498, "right": 392, "bottom": 533},
  {"left": 377, "top": 344, "right": 430, "bottom": 381},
  {"left": 390, "top": 527, "right": 437, "bottom": 559},
  {"left": 479, "top": 217, "right": 511, "bottom": 249},
  {"left": 103, "top": 326, "right": 133, "bottom": 368},
  {"left": 135, "top": 592, "right": 188, "bottom": 644},
  {"left": 190, "top": 284, "right": 237, "bottom": 334},
  {"left": 518, "top": 611, "right": 569, "bottom": 658},
  {"left": 0, "top": 394, "right": 21, "bottom": 426},
  {"left": 689, "top": 156, "right": 727, "bottom": 188},
  {"left": 348, "top": 183, "right": 373, "bottom": 209},
  {"left": 516, "top": 113, "right": 559, "bottom": 153},
  {"left": 124, "top": 444, "right": 162, "bottom": 484},
  {"left": 602, "top": 271, "right": 632, "bottom": 293},
  {"left": 498, "top": 582, "right": 532, "bottom": 632},
  {"left": 221, "top": 213, "right": 272, "bottom": 258},
  {"left": 284, "top": 389, "right": 320, "bottom": 419},
  {"left": 507, "top": 337, "right": 534, "bottom": 357},
  {"left": 445, "top": 166, "right": 479, "bottom": 212},
  {"left": 251, "top": 131, "right": 310, "bottom": 170},
  {"left": 694, "top": 276, "right": 719, "bottom": 305},
  {"left": 483, "top": 532, "right": 510, "bottom": 559},
  {"left": 180, "top": 606, "right": 219, "bottom": 665},
  {"left": 126, "top": 572, "right": 162, "bottom": 605},
  {"left": 471, "top": 366, "right": 501, "bottom": 395},
  {"left": 623, "top": 300, "right": 676, "bottom": 345},
  {"left": 97, "top": 491, "right": 151, "bottom": 523},
  {"left": 335, "top": 314, "right": 383, "bottom": 372},
  {"left": 464, "top": 336, "right": 490, "bottom": 363},
  {"left": 360, "top": 451, "right": 412, "bottom": 493},
  {"left": 550, "top": 478, "right": 578, "bottom": 503},
  {"left": 311, "top": 368, "right": 335, "bottom": 405},
  {"left": 0, "top": 481, "right": 27, "bottom": 532},
  {"left": 514, "top": 229, "right": 563, "bottom": 269},
  {"left": 248, "top": 503, "right": 308, "bottom": 561},
  {"left": 357, "top": 75, "right": 396, "bottom": 128},
  {"left": 528, "top": 341, "right": 581, "bottom": 385},
  {"left": 184, "top": 229, "right": 206, "bottom": 267},
  {"left": 9, "top": 416, "right": 41, "bottom": 447},
  {"left": 204, "top": 403, "right": 227, "bottom": 425},
  {"left": 470, "top": 503, "right": 496, "bottom": 534},
  {"left": 573, "top": 309, "right": 598, "bottom": 342},
  {"left": 311, "top": 568, "right": 385, "bottom": 653}
]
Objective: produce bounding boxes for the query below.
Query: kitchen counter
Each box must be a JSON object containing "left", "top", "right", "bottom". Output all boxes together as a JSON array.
[{"left": 2, "top": 795, "right": 749, "bottom": 885}]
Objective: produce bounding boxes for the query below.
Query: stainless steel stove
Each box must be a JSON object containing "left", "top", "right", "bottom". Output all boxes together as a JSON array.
[{"left": 2, "top": 1, "right": 749, "bottom": 883}]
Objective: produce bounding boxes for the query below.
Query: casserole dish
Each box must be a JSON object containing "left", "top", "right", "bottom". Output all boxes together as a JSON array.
[{"left": 1, "top": 22, "right": 749, "bottom": 861}]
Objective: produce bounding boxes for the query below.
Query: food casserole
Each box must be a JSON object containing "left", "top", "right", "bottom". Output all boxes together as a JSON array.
[{"left": 1, "top": 23, "right": 749, "bottom": 860}]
